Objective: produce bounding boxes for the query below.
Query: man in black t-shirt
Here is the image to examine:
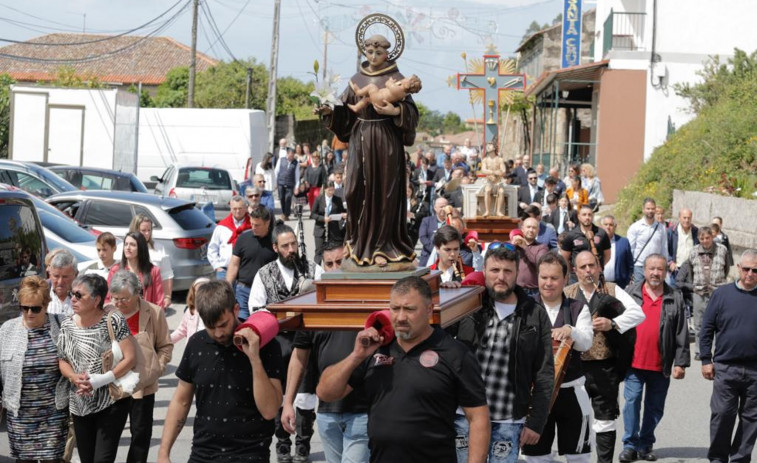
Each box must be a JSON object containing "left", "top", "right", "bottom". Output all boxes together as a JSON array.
[
  {"left": 157, "top": 280, "right": 284, "bottom": 463},
  {"left": 317, "top": 277, "right": 490, "bottom": 463},
  {"left": 225, "top": 207, "right": 277, "bottom": 320},
  {"left": 560, "top": 205, "right": 612, "bottom": 281}
]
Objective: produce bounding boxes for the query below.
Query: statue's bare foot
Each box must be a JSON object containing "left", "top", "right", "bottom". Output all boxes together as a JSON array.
[
  {"left": 374, "top": 256, "right": 388, "bottom": 267},
  {"left": 495, "top": 211, "right": 505, "bottom": 217}
]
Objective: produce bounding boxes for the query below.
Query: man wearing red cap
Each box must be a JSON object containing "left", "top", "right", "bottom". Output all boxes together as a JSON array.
[{"left": 318, "top": 276, "right": 490, "bottom": 463}]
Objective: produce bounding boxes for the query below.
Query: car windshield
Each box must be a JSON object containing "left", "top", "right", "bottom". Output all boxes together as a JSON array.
[
  {"left": 169, "top": 204, "right": 215, "bottom": 230},
  {"left": 28, "top": 165, "right": 77, "bottom": 192},
  {"left": 176, "top": 168, "right": 232, "bottom": 191},
  {"left": 39, "top": 210, "right": 94, "bottom": 243}
]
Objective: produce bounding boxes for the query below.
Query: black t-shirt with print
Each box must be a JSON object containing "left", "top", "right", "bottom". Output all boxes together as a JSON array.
[
  {"left": 348, "top": 327, "right": 487, "bottom": 463},
  {"left": 176, "top": 330, "right": 284, "bottom": 462}
]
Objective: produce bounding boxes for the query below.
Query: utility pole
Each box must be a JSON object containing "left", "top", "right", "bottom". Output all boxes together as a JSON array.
[
  {"left": 188, "top": 0, "right": 199, "bottom": 108},
  {"left": 245, "top": 67, "right": 252, "bottom": 109},
  {"left": 322, "top": 25, "right": 329, "bottom": 80},
  {"left": 266, "top": 0, "right": 281, "bottom": 152}
]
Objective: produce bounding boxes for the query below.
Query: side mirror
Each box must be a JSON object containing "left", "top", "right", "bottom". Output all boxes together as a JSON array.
[{"left": 150, "top": 175, "right": 161, "bottom": 182}]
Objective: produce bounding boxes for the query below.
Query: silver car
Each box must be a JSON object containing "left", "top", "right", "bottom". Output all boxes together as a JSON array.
[
  {"left": 151, "top": 164, "right": 237, "bottom": 222},
  {"left": 46, "top": 191, "right": 215, "bottom": 291}
]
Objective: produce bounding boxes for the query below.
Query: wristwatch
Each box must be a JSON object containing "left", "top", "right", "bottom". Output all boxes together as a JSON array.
[{"left": 610, "top": 319, "right": 618, "bottom": 331}]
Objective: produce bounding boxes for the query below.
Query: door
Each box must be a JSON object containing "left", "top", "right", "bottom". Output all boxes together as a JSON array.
[{"left": 47, "top": 105, "right": 85, "bottom": 164}]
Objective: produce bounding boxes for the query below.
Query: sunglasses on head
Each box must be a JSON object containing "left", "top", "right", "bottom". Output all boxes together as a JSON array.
[
  {"left": 487, "top": 241, "right": 516, "bottom": 252},
  {"left": 68, "top": 290, "right": 86, "bottom": 300},
  {"left": 20, "top": 305, "right": 43, "bottom": 314}
]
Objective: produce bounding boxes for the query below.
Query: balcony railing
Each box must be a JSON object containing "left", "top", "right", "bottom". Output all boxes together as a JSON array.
[{"left": 603, "top": 10, "right": 646, "bottom": 57}]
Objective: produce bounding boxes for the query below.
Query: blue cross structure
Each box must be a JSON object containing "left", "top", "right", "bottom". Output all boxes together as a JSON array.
[{"left": 456, "top": 53, "right": 526, "bottom": 146}]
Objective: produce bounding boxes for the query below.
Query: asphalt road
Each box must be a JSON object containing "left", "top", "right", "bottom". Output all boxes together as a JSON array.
[{"left": 0, "top": 212, "right": 749, "bottom": 462}]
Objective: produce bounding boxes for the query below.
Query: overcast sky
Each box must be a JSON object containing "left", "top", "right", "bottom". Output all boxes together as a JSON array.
[{"left": 0, "top": 0, "right": 565, "bottom": 117}]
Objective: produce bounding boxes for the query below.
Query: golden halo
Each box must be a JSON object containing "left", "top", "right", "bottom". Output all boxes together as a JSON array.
[{"left": 354, "top": 14, "right": 405, "bottom": 62}]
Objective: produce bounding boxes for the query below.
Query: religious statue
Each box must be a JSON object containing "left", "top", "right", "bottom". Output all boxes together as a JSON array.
[
  {"left": 479, "top": 143, "right": 507, "bottom": 216},
  {"left": 315, "top": 15, "right": 419, "bottom": 271},
  {"left": 348, "top": 74, "right": 422, "bottom": 113}
]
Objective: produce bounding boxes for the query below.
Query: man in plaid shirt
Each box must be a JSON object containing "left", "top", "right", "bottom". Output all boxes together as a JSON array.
[{"left": 454, "top": 245, "right": 555, "bottom": 463}]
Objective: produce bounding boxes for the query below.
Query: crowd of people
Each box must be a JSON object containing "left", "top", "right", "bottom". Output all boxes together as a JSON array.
[{"left": 1, "top": 131, "right": 755, "bottom": 463}]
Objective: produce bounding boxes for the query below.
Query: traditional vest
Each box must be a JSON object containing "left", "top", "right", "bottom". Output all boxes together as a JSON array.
[
  {"left": 565, "top": 282, "right": 617, "bottom": 362},
  {"left": 278, "top": 159, "right": 297, "bottom": 188},
  {"left": 255, "top": 259, "right": 318, "bottom": 307}
]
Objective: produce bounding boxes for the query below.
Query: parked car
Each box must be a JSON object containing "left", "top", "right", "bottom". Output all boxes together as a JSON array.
[
  {"left": 0, "top": 190, "right": 47, "bottom": 325},
  {"left": 0, "top": 160, "right": 77, "bottom": 198},
  {"left": 48, "top": 166, "right": 149, "bottom": 193},
  {"left": 151, "top": 164, "right": 237, "bottom": 222},
  {"left": 46, "top": 191, "right": 215, "bottom": 291}
]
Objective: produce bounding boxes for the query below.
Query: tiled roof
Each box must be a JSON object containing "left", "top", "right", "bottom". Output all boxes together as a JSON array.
[{"left": 0, "top": 33, "right": 219, "bottom": 85}]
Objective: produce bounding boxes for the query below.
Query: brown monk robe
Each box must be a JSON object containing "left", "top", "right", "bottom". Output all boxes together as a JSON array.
[{"left": 322, "top": 34, "right": 418, "bottom": 269}]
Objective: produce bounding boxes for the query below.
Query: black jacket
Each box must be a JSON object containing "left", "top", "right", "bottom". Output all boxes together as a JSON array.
[
  {"left": 456, "top": 287, "right": 554, "bottom": 434},
  {"left": 627, "top": 282, "right": 690, "bottom": 377},
  {"left": 311, "top": 194, "right": 346, "bottom": 240}
]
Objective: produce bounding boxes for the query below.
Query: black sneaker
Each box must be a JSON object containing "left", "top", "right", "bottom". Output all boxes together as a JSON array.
[
  {"left": 619, "top": 448, "right": 638, "bottom": 462},
  {"left": 639, "top": 449, "right": 658, "bottom": 461}
]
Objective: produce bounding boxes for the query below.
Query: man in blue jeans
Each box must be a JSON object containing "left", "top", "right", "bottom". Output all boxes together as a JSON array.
[
  {"left": 454, "top": 246, "right": 555, "bottom": 463},
  {"left": 621, "top": 254, "right": 689, "bottom": 461}
]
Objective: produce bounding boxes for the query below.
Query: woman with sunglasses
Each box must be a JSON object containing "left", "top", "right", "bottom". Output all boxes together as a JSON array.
[
  {"left": 57, "top": 274, "right": 136, "bottom": 463},
  {"left": 108, "top": 232, "right": 165, "bottom": 309},
  {"left": 108, "top": 270, "right": 173, "bottom": 463},
  {"left": 129, "top": 215, "right": 173, "bottom": 308},
  {"left": 0, "top": 276, "right": 69, "bottom": 462}
]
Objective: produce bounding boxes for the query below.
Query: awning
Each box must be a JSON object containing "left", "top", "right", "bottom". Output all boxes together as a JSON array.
[{"left": 525, "top": 60, "right": 609, "bottom": 97}]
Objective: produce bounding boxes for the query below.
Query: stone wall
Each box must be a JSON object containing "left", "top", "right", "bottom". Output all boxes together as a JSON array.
[{"left": 672, "top": 190, "right": 757, "bottom": 249}]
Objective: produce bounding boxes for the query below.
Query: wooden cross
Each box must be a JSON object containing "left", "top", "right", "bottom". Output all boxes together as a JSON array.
[{"left": 456, "top": 50, "right": 526, "bottom": 146}]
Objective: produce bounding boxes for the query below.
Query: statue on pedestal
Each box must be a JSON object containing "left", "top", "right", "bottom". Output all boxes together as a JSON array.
[
  {"left": 479, "top": 143, "right": 508, "bottom": 216},
  {"left": 315, "top": 14, "right": 419, "bottom": 271}
]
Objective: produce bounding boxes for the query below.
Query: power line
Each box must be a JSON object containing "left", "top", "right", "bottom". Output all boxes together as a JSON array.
[
  {"left": 0, "top": 0, "right": 190, "bottom": 47},
  {"left": 200, "top": 0, "right": 237, "bottom": 61},
  {"left": 202, "top": 0, "right": 250, "bottom": 58}
]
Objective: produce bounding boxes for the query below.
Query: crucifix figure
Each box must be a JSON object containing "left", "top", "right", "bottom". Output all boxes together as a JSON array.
[{"left": 456, "top": 46, "right": 526, "bottom": 146}]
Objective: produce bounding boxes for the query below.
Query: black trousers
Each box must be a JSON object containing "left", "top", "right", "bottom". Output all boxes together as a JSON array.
[
  {"left": 522, "top": 383, "right": 592, "bottom": 457},
  {"left": 73, "top": 398, "right": 131, "bottom": 463},
  {"left": 584, "top": 359, "right": 621, "bottom": 421},
  {"left": 278, "top": 185, "right": 294, "bottom": 217},
  {"left": 709, "top": 362, "right": 757, "bottom": 462},
  {"left": 126, "top": 394, "right": 155, "bottom": 463}
]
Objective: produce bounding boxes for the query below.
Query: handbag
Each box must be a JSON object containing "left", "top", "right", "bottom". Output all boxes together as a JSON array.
[{"left": 101, "top": 311, "right": 147, "bottom": 400}]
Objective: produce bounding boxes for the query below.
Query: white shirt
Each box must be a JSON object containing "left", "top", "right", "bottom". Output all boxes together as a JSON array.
[
  {"left": 557, "top": 208, "right": 569, "bottom": 234},
  {"left": 149, "top": 242, "right": 174, "bottom": 280},
  {"left": 255, "top": 163, "right": 275, "bottom": 192},
  {"left": 675, "top": 224, "right": 694, "bottom": 266},
  {"left": 48, "top": 288, "right": 72, "bottom": 316},
  {"left": 627, "top": 218, "right": 669, "bottom": 265},
  {"left": 249, "top": 260, "right": 324, "bottom": 310},
  {"left": 494, "top": 301, "right": 516, "bottom": 320},
  {"left": 579, "top": 285, "right": 645, "bottom": 333},
  {"left": 439, "top": 265, "right": 455, "bottom": 283},
  {"left": 207, "top": 217, "right": 246, "bottom": 270},
  {"left": 459, "top": 146, "right": 478, "bottom": 163},
  {"left": 604, "top": 239, "right": 617, "bottom": 282},
  {"left": 542, "top": 299, "right": 594, "bottom": 352},
  {"left": 84, "top": 260, "right": 115, "bottom": 279}
]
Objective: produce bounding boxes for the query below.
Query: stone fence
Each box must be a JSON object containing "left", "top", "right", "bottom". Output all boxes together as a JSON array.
[{"left": 672, "top": 190, "right": 757, "bottom": 249}]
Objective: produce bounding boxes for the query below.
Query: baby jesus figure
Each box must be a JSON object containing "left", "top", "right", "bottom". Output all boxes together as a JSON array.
[{"left": 347, "top": 74, "right": 423, "bottom": 113}]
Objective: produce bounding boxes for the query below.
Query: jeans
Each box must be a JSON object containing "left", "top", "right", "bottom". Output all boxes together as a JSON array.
[
  {"left": 632, "top": 266, "right": 645, "bottom": 285},
  {"left": 73, "top": 397, "right": 132, "bottom": 463},
  {"left": 334, "top": 149, "right": 343, "bottom": 165},
  {"left": 279, "top": 185, "right": 294, "bottom": 218},
  {"left": 455, "top": 414, "right": 522, "bottom": 463},
  {"left": 622, "top": 368, "right": 671, "bottom": 452},
  {"left": 709, "top": 362, "right": 757, "bottom": 462},
  {"left": 692, "top": 293, "right": 711, "bottom": 356},
  {"left": 215, "top": 268, "right": 227, "bottom": 282},
  {"left": 316, "top": 412, "right": 369, "bottom": 463},
  {"left": 235, "top": 282, "right": 251, "bottom": 320}
]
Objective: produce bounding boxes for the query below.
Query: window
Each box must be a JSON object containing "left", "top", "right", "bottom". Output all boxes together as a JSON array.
[
  {"left": 39, "top": 211, "right": 94, "bottom": 243},
  {"left": 0, "top": 202, "right": 43, "bottom": 281},
  {"left": 83, "top": 201, "right": 133, "bottom": 227},
  {"left": 8, "top": 172, "right": 54, "bottom": 198},
  {"left": 133, "top": 206, "right": 162, "bottom": 230},
  {"left": 176, "top": 168, "right": 232, "bottom": 190},
  {"left": 81, "top": 174, "right": 114, "bottom": 190},
  {"left": 169, "top": 204, "right": 215, "bottom": 230}
]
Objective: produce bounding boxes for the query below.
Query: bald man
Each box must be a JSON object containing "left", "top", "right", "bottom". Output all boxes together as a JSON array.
[
  {"left": 667, "top": 208, "right": 699, "bottom": 277},
  {"left": 418, "top": 197, "right": 450, "bottom": 267}
]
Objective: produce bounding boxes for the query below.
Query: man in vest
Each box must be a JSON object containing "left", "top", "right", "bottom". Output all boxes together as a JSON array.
[
  {"left": 522, "top": 252, "right": 593, "bottom": 462},
  {"left": 563, "top": 251, "right": 645, "bottom": 463}
]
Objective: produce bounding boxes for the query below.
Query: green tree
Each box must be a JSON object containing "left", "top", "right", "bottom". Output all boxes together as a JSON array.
[
  {"left": 442, "top": 111, "right": 466, "bottom": 134},
  {"left": 276, "top": 76, "right": 315, "bottom": 120},
  {"left": 154, "top": 67, "right": 189, "bottom": 108},
  {"left": 127, "top": 84, "right": 155, "bottom": 107},
  {"left": 47, "top": 66, "right": 105, "bottom": 88},
  {"left": 416, "top": 101, "right": 444, "bottom": 136},
  {"left": 196, "top": 59, "right": 268, "bottom": 109},
  {"left": 0, "top": 73, "right": 15, "bottom": 158}
]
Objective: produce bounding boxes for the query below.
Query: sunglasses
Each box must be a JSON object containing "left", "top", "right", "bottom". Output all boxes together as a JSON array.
[
  {"left": 741, "top": 266, "right": 757, "bottom": 275},
  {"left": 247, "top": 194, "right": 260, "bottom": 198},
  {"left": 68, "top": 290, "right": 86, "bottom": 300},
  {"left": 324, "top": 259, "right": 343, "bottom": 268},
  {"left": 20, "top": 305, "right": 43, "bottom": 314},
  {"left": 487, "top": 241, "right": 517, "bottom": 252}
]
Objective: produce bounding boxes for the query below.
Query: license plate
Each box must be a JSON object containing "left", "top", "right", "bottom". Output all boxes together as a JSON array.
[{"left": 200, "top": 244, "right": 208, "bottom": 260}]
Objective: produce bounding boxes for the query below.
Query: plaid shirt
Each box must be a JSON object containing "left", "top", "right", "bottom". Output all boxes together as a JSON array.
[
  {"left": 688, "top": 243, "right": 729, "bottom": 295},
  {"left": 477, "top": 307, "right": 517, "bottom": 421}
]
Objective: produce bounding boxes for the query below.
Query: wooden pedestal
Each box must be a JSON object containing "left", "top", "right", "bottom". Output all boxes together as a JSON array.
[
  {"left": 266, "top": 270, "right": 484, "bottom": 330},
  {"left": 465, "top": 217, "right": 520, "bottom": 243}
]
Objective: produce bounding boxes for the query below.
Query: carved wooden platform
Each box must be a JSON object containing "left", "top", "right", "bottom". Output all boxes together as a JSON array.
[
  {"left": 465, "top": 216, "right": 520, "bottom": 243},
  {"left": 267, "top": 270, "right": 484, "bottom": 330}
]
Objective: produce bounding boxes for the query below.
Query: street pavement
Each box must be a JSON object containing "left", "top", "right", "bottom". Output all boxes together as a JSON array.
[{"left": 0, "top": 211, "right": 751, "bottom": 461}]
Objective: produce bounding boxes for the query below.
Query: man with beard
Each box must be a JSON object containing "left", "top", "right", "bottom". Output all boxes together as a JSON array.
[
  {"left": 249, "top": 224, "right": 323, "bottom": 463},
  {"left": 158, "top": 280, "right": 284, "bottom": 463},
  {"left": 226, "top": 207, "right": 277, "bottom": 320},
  {"left": 317, "top": 277, "right": 490, "bottom": 463},
  {"left": 454, "top": 245, "right": 554, "bottom": 462},
  {"left": 564, "top": 251, "right": 645, "bottom": 463},
  {"left": 560, "top": 205, "right": 611, "bottom": 282},
  {"left": 627, "top": 198, "right": 669, "bottom": 284}
]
